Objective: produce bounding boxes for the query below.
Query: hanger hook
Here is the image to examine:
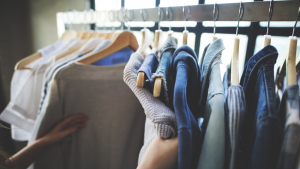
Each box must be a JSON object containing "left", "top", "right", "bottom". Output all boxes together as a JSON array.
[
  {"left": 292, "top": 7, "right": 300, "bottom": 37},
  {"left": 158, "top": 6, "right": 164, "bottom": 30},
  {"left": 117, "top": 9, "right": 124, "bottom": 30},
  {"left": 108, "top": 10, "right": 115, "bottom": 31},
  {"left": 88, "top": 9, "right": 95, "bottom": 30},
  {"left": 82, "top": 9, "right": 90, "bottom": 31},
  {"left": 183, "top": 3, "right": 191, "bottom": 31},
  {"left": 140, "top": 9, "right": 148, "bottom": 29},
  {"left": 69, "top": 9, "right": 77, "bottom": 30},
  {"left": 266, "top": 0, "right": 273, "bottom": 35},
  {"left": 213, "top": 3, "right": 219, "bottom": 36},
  {"left": 166, "top": 7, "right": 173, "bottom": 31},
  {"left": 94, "top": 10, "right": 100, "bottom": 31},
  {"left": 236, "top": 1, "right": 244, "bottom": 36},
  {"left": 100, "top": 10, "right": 106, "bottom": 31},
  {"left": 124, "top": 8, "right": 133, "bottom": 31},
  {"left": 63, "top": 10, "right": 70, "bottom": 30}
]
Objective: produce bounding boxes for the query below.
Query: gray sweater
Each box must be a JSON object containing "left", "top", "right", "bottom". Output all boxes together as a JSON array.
[
  {"left": 123, "top": 52, "right": 177, "bottom": 163},
  {"left": 34, "top": 62, "right": 145, "bottom": 169}
]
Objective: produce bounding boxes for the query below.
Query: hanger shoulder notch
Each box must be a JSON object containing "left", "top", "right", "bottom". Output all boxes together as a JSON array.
[{"left": 15, "top": 52, "right": 42, "bottom": 70}]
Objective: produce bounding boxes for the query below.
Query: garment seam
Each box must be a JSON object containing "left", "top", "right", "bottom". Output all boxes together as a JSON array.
[
  {"left": 244, "top": 52, "right": 277, "bottom": 92},
  {"left": 263, "top": 67, "right": 272, "bottom": 116}
]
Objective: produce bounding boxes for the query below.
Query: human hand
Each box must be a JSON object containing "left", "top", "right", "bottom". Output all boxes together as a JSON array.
[
  {"left": 39, "top": 114, "right": 88, "bottom": 146},
  {"left": 137, "top": 136, "right": 178, "bottom": 169}
]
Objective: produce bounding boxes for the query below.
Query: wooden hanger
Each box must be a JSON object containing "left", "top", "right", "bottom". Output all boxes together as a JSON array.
[
  {"left": 168, "top": 30, "right": 173, "bottom": 37},
  {"left": 231, "top": 36, "right": 240, "bottom": 85},
  {"left": 90, "top": 31, "right": 100, "bottom": 38},
  {"left": 54, "top": 39, "right": 88, "bottom": 61},
  {"left": 77, "top": 31, "right": 138, "bottom": 65},
  {"left": 286, "top": 36, "right": 298, "bottom": 86},
  {"left": 54, "top": 27, "right": 98, "bottom": 61},
  {"left": 263, "top": 35, "right": 271, "bottom": 47},
  {"left": 182, "top": 30, "right": 188, "bottom": 45},
  {"left": 231, "top": 1, "right": 243, "bottom": 85},
  {"left": 15, "top": 30, "right": 77, "bottom": 70},
  {"left": 280, "top": 7, "right": 299, "bottom": 82},
  {"left": 136, "top": 29, "right": 154, "bottom": 88},
  {"left": 153, "top": 30, "right": 163, "bottom": 97},
  {"left": 61, "top": 30, "right": 77, "bottom": 42}
]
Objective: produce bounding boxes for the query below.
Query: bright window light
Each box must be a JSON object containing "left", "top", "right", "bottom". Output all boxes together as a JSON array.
[
  {"left": 199, "top": 33, "right": 248, "bottom": 80},
  {"left": 254, "top": 36, "right": 300, "bottom": 78},
  {"left": 125, "top": 0, "right": 155, "bottom": 27},
  {"left": 95, "top": 0, "right": 121, "bottom": 28},
  {"left": 160, "top": 0, "right": 198, "bottom": 27},
  {"left": 203, "top": 0, "right": 253, "bottom": 27}
]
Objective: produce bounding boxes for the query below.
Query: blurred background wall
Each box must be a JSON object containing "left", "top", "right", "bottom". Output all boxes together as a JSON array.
[{"left": 0, "top": 0, "right": 89, "bottom": 155}]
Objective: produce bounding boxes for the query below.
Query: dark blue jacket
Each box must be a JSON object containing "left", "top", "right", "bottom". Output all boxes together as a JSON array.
[
  {"left": 170, "top": 45, "right": 202, "bottom": 169},
  {"left": 239, "top": 45, "right": 283, "bottom": 169}
]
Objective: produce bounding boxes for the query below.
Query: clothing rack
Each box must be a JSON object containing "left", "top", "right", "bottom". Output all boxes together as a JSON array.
[{"left": 57, "top": 1, "right": 300, "bottom": 24}]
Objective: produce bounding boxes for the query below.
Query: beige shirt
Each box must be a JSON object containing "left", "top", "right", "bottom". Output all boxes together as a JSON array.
[{"left": 33, "top": 62, "right": 145, "bottom": 169}]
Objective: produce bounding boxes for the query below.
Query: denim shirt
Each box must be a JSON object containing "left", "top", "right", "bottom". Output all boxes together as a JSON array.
[
  {"left": 170, "top": 45, "right": 202, "bottom": 169},
  {"left": 197, "top": 39, "right": 226, "bottom": 169},
  {"left": 152, "top": 37, "right": 178, "bottom": 107},
  {"left": 239, "top": 45, "right": 282, "bottom": 169}
]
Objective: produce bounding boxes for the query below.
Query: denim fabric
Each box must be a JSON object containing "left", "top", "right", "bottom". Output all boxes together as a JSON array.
[
  {"left": 223, "top": 66, "right": 231, "bottom": 100},
  {"left": 197, "top": 39, "right": 226, "bottom": 169},
  {"left": 277, "top": 84, "right": 300, "bottom": 169},
  {"left": 225, "top": 85, "right": 246, "bottom": 169},
  {"left": 170, "top": 45, "right": 202, "bottom": 169},
  {"left": 152, "top": 37, "right": 178, "bottom": 107},
  {"left": 137, "top": 53, "right": 159, "bottom": 94},
  {"left": 239, "top": 45, "right": 282, "bottom": 169},
  {"left": 198, "top": 39, "right": 226, "bottom": 118}
]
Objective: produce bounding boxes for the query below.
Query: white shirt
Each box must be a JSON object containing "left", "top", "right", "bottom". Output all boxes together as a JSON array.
[{"left": 0, "top": 39, "right": 85, "bottom": 141}]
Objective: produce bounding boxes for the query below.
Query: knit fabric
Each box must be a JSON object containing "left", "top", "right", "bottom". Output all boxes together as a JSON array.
[{"left": 123, "top": 52, "right": 177, "bottom": 163}]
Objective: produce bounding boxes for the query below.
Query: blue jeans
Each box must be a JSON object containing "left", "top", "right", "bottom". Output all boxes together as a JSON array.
[
  {"left": 152, "top": 36, "right": 178, "bottom": 108},
  {"left": 171, "top": 45, "right": 202, "bottom": 169},
  {"left": 239, "top": 45, "right": 282, "bottom": 169},
  {"left": 138, "top": 53, "right": 159, "bottom": 94}
]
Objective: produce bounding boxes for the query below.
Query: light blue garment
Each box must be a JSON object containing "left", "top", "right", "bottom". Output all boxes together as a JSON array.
[{"left": 197, "top": 39, "right": 226, "bottom": 169}]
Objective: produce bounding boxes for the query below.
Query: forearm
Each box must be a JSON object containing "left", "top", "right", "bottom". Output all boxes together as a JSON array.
[{"left": 10, "top": 138, "right": 49, "bottom": 169}]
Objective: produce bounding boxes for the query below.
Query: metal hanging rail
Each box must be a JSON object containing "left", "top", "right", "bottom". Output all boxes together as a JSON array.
[{"left": 58, "top": 1, "right": 300, "bottom": 24}]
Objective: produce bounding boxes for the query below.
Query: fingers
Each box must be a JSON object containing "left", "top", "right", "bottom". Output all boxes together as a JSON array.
[
  {"left": 57, "top": 114, "right": 87, "bottom": 129},
  {"left": 61, "top": 123, "right": 87, "bottom": 137},
  {"left": 65, "top": 116, "right": 88, "bottom": 129}
]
